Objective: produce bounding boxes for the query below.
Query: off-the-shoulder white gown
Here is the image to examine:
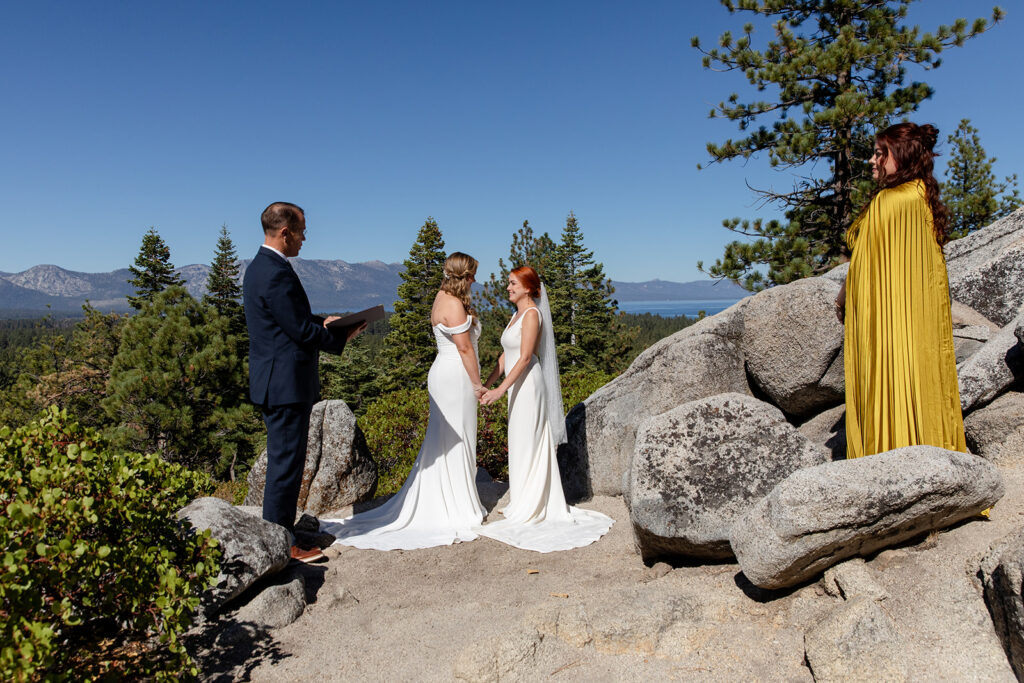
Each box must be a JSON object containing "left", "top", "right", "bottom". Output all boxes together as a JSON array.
[{"left": 320, "top": 317, "right": 486, "bottom": 550}]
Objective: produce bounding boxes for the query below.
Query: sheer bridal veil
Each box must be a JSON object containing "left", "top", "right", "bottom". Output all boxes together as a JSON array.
[{"left": 537, "top": 283, "right": 566, "bottom": 445}]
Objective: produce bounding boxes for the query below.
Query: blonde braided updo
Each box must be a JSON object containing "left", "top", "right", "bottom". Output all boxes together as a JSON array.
[{"left": 440, "top": 252, "right": 478, "bottom": 318}]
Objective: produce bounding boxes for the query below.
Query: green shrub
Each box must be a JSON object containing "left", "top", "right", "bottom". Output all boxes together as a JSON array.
[
  {"left": 0, "top": 407, "right": 220, "bottom": 680},
  {"left": 477, "top": 401, "right": 508, "bottom": 479},
  {"left": 211, "top": 479, "right": 249, "bottom": 506},
  {"left": 560, "top": 368, "right": 616, "bottom": 414},
  {"left": 359, "top": 389, "right": 429, "bottom": 496}
]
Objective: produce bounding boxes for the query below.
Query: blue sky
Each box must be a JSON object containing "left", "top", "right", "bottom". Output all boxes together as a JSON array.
[{"left": 2, "top": 1, "right": 1020, "bottom": 283}]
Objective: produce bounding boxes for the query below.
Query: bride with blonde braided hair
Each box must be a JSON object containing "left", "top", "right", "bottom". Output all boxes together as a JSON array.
[{"left": 322, "top": 252, "right": 488, "bottom": 549}]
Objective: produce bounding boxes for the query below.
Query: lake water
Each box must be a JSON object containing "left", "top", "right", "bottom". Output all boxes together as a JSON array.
[{"left": 617, "top": 299, "right": 745, "bottom": 318}]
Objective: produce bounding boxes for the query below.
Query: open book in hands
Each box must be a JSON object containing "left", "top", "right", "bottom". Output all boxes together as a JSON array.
[{"left": 326, "top": 304, "right": 386, "bottom": 335}]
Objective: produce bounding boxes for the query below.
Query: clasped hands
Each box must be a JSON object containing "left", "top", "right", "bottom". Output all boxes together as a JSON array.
[{"left": 475, "top": 384, "right": 504, "bottom": 406}]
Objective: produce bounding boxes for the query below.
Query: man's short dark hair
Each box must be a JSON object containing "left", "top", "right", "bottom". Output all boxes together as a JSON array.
[{"left": 261, "top": 202, "right": 305, "bottom": 235}]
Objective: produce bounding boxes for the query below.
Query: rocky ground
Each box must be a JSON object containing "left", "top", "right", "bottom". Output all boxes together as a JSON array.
[{"left": 196, "top": 459, "right": 1024, "bottom": 682}]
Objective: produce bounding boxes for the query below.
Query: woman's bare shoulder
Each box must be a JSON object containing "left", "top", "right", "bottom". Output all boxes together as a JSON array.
[{"left": 431, "top": 291, "right": 468, "bottom": 325}]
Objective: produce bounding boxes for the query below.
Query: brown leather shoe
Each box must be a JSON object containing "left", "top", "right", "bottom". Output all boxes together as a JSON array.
[{"left": 289, "top": 545, "right": 325, "bottom": 563}]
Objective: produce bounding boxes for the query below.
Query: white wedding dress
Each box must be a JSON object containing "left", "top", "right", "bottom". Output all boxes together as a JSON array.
[
  {"left": 479, "top": 307, "right": 613, "bottom": 552},
  {"left": 320, "top": 317, "right": 486, "bottom": 550}
]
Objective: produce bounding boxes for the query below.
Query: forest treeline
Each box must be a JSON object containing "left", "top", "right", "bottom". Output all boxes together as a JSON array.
[{"left": 0, "top": 215, "right": 698, "bottom": 487}]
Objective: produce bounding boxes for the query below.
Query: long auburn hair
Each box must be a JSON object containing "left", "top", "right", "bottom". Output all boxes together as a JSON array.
[
  {"left": 873, "top": 122, "right": 950, "bottom": 245},
  {"left": 440, "top": 252, "right": 478, "bottom": 318}
]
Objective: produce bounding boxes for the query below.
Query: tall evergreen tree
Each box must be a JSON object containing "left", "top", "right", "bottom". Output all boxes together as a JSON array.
[
  {"left": 942, "top": 118, "right": 1022, "bottom": 239},
  {"left": 320, "top": 336, "right": 381, "bottom": 416},
  {"left": 693, "top": 1, "right": 1003, "bottom": 290},
  {"left": 547, "top": 212, "right": 627, "bottom": 372},
  {"left": 478, "top": 220, "right": 556, "bottom": 365},
  {"left": 127, "top": 227, "right": 184, "bottom": 309},
  {"left": 377, "top": 217, "right": 447, "bottom": 392},
  {"left": 103, "top": 286, "right": 249, "bottom": 472},
  {"left": 203, "top": 224, "right": 246, "bottom": 336}
]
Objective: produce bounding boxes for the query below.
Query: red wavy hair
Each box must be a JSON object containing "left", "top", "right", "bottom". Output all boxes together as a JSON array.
[{"left": 510, "top": 265, "right": 541, "bottom": 299}]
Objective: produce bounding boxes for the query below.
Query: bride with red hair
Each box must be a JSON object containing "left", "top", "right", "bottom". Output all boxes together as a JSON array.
[{"left": 479, "top": 265, "right": 613, "bottom": 552}]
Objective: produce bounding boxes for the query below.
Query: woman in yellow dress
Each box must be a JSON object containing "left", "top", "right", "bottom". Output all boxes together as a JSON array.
[{"left": 836, "top": 122, "right": 966, "bottom": 460}]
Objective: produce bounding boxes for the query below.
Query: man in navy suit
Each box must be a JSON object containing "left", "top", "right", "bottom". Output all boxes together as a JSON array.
[{"left": 244, "top": 201, "right": 363, "bottom": 563}]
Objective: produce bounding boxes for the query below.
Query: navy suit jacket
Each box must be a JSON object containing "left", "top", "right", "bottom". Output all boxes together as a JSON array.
[{"left": 243, "top": 247, "right": 346, "bottom": 407}]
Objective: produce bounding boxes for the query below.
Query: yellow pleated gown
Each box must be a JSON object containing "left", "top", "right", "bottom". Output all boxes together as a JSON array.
[{"left": 844, "top": 179, "right": 967, "bottom": 459}]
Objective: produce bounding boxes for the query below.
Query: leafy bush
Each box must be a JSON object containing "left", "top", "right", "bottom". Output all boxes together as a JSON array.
[
  {"left": 211, "top": 479, "right": 249, "bottom": 506},
  {"left": 560, "top": 368, "right": 616, "bottom": 414},
  {"left": 477, "top": 401, "right": 508, "bottom": 479},
  {"left": 359, "top": 388, "right": 430, "bottom": 496},
  {"left": 0, "top": 407, "right": 220, "bottom": 680}
]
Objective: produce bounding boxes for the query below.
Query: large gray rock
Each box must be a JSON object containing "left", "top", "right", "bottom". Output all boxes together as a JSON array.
[
  {"left": 946, "top": 206, "right": 1024, "bottom": 327},
  {"left": 955, "top": 325, "right": 995, "bottom": 364},
  {"left": 821, "top": 261, "right": 848, "bottom": 283},
  {"left": 978, "top": 527, "right": 1024, "bottom": 680},
  {"left": 797, "top": 405, "right": 846, "bottom": 461},
  {"left": 246, "top": 400, "right": 377, "bottom": 515},
  {"left": 560, "top": 303, "right": 751, "bottom": 500},
  {"left": 804, "top": 597, "right": 908, "bottom": 682},
  {"left": 965, "top": 392, "right": 1024, "bottom": 464},
  {"left": 178, "top": 497, "right": 291, "bottom": 614},
  {"left": 234, "top": 569, "right": 307, "bottom": 630},
  {"left": 958, "top": 309, "right": 1024, "bottom": 413},
  {"left": 740, "top": 277, "right": 845, "bottom": 417},
  {"left": 628, "top": 393, "right": 829, "bottom": 561},
  {"left": 951, "top": 301, "right": 1001, "bottom": 330},
  {"left": 730, "top": 446, "right": 1003, "bottom": 589},
  {"left": 821, "top": 558, "right": 889, "bottom": 602}
]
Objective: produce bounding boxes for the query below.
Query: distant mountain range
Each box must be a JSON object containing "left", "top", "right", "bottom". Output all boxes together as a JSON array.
[
  {"left": 0, "top": 261, "right": 746, "bottom": 317},
  {"left": 0, "top": 260, "right": 405, "bottom": 316}
]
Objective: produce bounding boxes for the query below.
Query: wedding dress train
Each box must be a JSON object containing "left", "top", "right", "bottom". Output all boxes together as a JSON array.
[{"left": 320, "top": 318, "right": 485, "bottom": 550}]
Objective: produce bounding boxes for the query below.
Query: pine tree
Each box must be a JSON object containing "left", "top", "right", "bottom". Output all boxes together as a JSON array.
[
  {"left": 127, "top": 227, "right": 184, "bottom": 309},
  {"left": 0, "top": 305, "right": 122, "bottom": 430},
  {"left": 478, "top": 220, "right": 557, "bottom": 366},
  {"left": 203, "top": 224, "right": 246, "bottom": 336},
  {"left": 998, "top": 180, "right": 1022, "bottom": 219},
  {"left": 693, "top": 1, "right": 1003, "bottom": 290},
  {"left": 547, "top": 212, "right": 628, "bottom": 372},
  {"left": 103, "top": 286, "right": 249, "bottom": 471},
  {"left": 320, "top": 336, "right": 381, "bottom": 416},
  {"left": 942, "top": 118, "right": 1022, "bottom": 239},
  {"left": 377, "top": 218, "right": 447, "bottom": 392}
]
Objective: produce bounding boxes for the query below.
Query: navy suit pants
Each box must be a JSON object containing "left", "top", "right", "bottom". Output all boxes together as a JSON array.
[{"left": 261, "top": 402, "right": 314, "bottom": 534}]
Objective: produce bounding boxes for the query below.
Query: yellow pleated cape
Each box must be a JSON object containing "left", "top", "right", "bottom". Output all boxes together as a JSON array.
[{"left": 844, "top": 179, "right": 966, "bottom": 459}]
